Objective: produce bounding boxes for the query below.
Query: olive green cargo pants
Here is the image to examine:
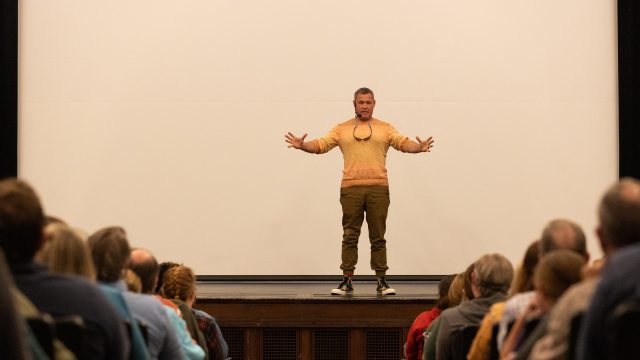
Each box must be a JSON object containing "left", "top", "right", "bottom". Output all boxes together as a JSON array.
[{"left": 339, "top": 185, "right": 390, "bottom": 277}]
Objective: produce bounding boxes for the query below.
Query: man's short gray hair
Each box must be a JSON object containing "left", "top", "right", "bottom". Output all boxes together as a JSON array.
[
  {"left": 353, "top": 87, "right": 374, "bottom": 100},
  {"left": 473, "top": 253, "right": 514, "bottom": 297}
]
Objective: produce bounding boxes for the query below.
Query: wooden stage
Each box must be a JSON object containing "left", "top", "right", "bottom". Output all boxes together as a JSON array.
[
  {"left": 196, "top": 277, "right": 439, "bottom": 300},
  {"left": 194, "top": 276, "right": 440, "bottom": 360}
]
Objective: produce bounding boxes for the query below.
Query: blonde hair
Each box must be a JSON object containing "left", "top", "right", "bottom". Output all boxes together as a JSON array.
[
  {"left": 160, "top": 265, "right": 196, "bottom": 303},
  {"left": 447, "top": 273, "right": 466, "bottom": 306},
  {"left": 125, "top": 269, "right": 142, "bottom": 293},
  {"left": 40, "top": 223, "right": 96, "bottom": 281}
]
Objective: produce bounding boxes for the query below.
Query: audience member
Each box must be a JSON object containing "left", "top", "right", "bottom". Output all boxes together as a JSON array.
[
  {"left": 89, "top": 226, "right": 184, "bottom": 360},
  {"left": 497, "top": 219, "right": 588, "bottom": 350},
  {"left": 156, "top": 261, "right": 180, "bottom": 294},
  {"left": 436, "top": 253, "right": 514, "bottom": 360},
  {"left": 527, "top": 260, "right": 603, "bottom": 360},
  {"left": 509, "top": 240, "right": 541, "bottom": 295},
  {"left": 192, "top": 309, "right": 228, "bottom": 360},
  {"left": 0, "top": 249, "right": 29, "bottom": 360},
  {"left": 37, "top": 220, "right": 145, "bottom": 359},
  {"left": 161, "top": 265, "right": 224, "bottom": 360},
  {"left": 447, "top": 273, "right": 467, "bottom": 306},
  {"left": 422, "top": 269, "right": 471, "bottom": 360},
  {"left": 467, "top": 239, "right": 541, "bottom": 360},
  {"left": 130, "top": 248, "right": 208, "bottom": 360},
  {"left": 126, "top": 269, "right": 143, "bottom": 293},
  {"left": 0, "top": 179, "right": 129, "bottom": 359},
  {"left": 576, "top": 178, "right": 640, "bottom": 360},
  {"left": 463, "top": 262, "right": 477, "bottom": 301},
  {"left": 405, "top": 274, "right": 455, "bottom": 360},
  {"left": 4, "top": 236, "right": 77, "bottom": 360},
  {"left": 500, "top": 250, "right": 585, "bottom": 359},
  {"left": 130, "top": 248, "right": 160, "bottom": 294},
  {"left": 38, "top": 222, "right": 96, "bottom": 280}
]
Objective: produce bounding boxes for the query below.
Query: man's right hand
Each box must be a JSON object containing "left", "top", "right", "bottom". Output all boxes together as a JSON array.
[{"left": 285, "top": 132, "right": 307, "bottom": 149}]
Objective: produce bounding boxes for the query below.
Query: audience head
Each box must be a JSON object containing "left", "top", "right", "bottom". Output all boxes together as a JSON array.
[
  {"left": 161, "top": 265, "right": 197, "bottom": 307},
  {"left": 435, "top": 274, "right": 456, "bottom": 310},
  {"left": 447, "top": 273, "right": 466, "bottom": 306},
  {"left": 88, "top": 226, "right": 131, "bottom": 283},
  {"left": 472, "top": 253, "right": 514, "bottom": 298},
  {"left": 36, "top": 217, "right": 65, "bottom": 258},
  {"left": 597, "top": 177, "right": 640, "bottom": 254},
  {"left": 44, "top": 215, "right": 67, "bottom": 227},
  {"left": 509, "top": 239, "right": 541, "bottom": 295},
  {"left": 39, "top": 223, "right": 96, "bottom": 281},
  {"left": 0, "top": 179, "right": 45, "bottom": 264},
  {"left": 463, "top": 262, "right": 476, "bottom": 301},
  {"left": 129, "top": 248, "right": 159, "bottom": 294},
  {"left": 125, "top": 269, "right": 142, "bottom": 293},
  {"left": 540, "top": 219, "right": 588, "bottom": 259},
  {"left": 155, "top": 261, "right": 180, "bottom": 294},
  {"left": 533, "top": 249, "right": 585, "bottom": 311}
]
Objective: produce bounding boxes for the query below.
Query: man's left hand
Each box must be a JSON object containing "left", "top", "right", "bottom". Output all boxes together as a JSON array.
[{"left": 416, "top": 136, "right": 435, "bottom": 152}]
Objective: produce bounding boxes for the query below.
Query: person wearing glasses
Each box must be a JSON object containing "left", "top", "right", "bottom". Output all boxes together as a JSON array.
[{"left": 285, "top": 87, "right": 435, "bottom": 295}]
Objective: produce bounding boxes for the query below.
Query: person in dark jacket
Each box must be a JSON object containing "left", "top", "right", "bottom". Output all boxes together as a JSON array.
[
  {"left": 435, "top": 253, "right": 514, "bottom": 360},
  {"left": 0, "top": 178, "right": 129, "bottom": 359}
]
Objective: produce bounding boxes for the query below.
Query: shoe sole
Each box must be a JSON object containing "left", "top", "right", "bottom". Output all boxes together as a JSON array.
[
  {"left": 330, "top": 289, "right": 353, "bottom": 295},
  {"left": 377, "top": 288, "right": 396, "bottom": 295}
]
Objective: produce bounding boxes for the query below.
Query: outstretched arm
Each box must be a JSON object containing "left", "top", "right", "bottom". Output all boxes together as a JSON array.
[
  {"left": 285, "top": 132, "right": 320, "bottom": 154},
  {"left": 402, "top": 136, "right": 435, "bottom": 153}
]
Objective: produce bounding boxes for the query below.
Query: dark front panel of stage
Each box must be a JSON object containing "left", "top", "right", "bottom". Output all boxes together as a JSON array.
[
  {"left": 194, "top": 278, "right": 438, "bottom": 360},
  {"left": 213, "top": 327, "right": 407, "bottom": 360}
]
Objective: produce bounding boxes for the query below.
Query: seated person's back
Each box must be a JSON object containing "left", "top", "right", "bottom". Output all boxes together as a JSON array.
[
  {"left": 12, "top": 263, "right": 129, "bottom": 359},
  {"left": 88, "top": 226, "right": 184, "bottom": 360},
  {"left": 0, "top": 179, "right": 128, "bottom": 360},
  {"left": 121, "top": 287, "right": 184, "bottom": 359}
]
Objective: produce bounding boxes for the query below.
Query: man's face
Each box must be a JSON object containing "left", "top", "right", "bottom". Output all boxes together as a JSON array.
[{"left": 353, "top": 93, "right": 376, "bottom": 120}]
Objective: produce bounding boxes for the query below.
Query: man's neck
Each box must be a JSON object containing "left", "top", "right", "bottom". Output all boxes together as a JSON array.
[{"left": 356, "top": 116, "right": 373, "bottom": 123}]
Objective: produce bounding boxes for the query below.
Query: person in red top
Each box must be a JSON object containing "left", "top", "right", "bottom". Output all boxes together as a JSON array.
[{"left": 405, "top": 275, "right": 455, "bottom": 360}]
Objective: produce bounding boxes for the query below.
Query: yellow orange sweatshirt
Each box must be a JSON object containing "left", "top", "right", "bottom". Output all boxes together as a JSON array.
[{"left": 315, "top": 117, "right": 409, "bottom": 188}]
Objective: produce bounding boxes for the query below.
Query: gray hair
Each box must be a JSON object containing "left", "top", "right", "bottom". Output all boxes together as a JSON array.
[
  {"left": 353, "top": 87, "right": 374, "bottom": 100},
  {"left": 540, "top": 219, "right": 587, "bottom": 257},
  {"left": 473, "top": 253, "right": 514, "bottom": 297}
]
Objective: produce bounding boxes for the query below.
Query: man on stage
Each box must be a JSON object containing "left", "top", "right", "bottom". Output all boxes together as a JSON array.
[{"left": 285, "top": 87, "right": 435, "bottom": 295}]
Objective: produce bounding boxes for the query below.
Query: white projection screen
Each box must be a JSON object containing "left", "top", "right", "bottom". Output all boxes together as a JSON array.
[{"left": 18, "top": 1, "right": 618, "bottom": 275}]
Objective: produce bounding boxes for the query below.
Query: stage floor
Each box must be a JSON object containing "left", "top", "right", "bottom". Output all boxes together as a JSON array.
[{"left": 195, "top": 279, "right": 439, "bottom": 301}]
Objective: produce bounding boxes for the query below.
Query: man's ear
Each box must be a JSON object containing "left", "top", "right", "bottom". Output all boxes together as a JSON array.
[{"left": 595, "top": 226, "right": 610, "bottom": 256}]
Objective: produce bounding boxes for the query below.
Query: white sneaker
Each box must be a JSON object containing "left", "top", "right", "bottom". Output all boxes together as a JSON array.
[
  {"left": 376, "top": 277, "right": 396, "bottom": 295},
  {"left": 330, "top": 276, "right": 354, "bottom": 295}
]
